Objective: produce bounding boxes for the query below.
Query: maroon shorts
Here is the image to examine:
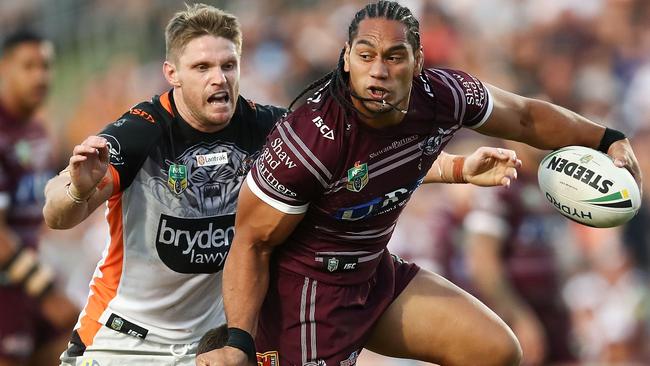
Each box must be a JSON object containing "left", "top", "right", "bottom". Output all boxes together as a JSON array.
[
  {"left": 0, "top": 284, "right": 63, "bottom": 362},
  {"left": 256, "top": 252, "right": 419, "bottom": 366}
]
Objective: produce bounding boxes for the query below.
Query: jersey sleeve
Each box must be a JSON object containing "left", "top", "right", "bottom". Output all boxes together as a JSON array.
[
  {"left": 247, "top": 111, "right": 334, "bottom": 214},
  {"left": 425, "top": 68, "right": 494, "bottom": 129},
  {"left": 97, "top": 104, "right": 162, "bottom": 192}
]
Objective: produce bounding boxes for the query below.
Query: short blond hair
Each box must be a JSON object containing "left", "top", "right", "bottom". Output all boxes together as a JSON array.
[{"left": 165, "top": 3, "right": 242, "bottom": 62}]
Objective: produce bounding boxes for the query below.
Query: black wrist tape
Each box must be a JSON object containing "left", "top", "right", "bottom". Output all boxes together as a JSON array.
[
  {"left": 226, "top": 327, "right": 256, "bottom": 362},
  {"left": 597, "top": 127, "right": 626, "bottom": 153}
]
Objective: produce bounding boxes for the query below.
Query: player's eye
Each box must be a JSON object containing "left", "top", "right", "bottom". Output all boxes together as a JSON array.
[
  {"left": 222, "top": 63, "right": 235, "bottom": 71},
  {"left": 359, "top": 53, "right": 373, "bottom": 61},
  {"left": 386, "top": 55, "right": 403, "bottom": 63},
  {"left": 196, "top": 64, "right": 209, "bottom": 72}
]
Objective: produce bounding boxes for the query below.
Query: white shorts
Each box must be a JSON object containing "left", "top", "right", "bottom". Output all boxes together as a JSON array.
[{"left": 60, "top": 326, "right": 198, "bottom": 366}]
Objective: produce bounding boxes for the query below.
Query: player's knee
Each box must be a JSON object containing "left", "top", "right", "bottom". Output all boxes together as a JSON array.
[{"left": 488, "top": 327, "right": 522, "bottom": 366}]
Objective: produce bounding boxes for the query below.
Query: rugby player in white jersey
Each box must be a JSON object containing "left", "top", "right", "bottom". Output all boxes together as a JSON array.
[{"left": 43, "top": 4, "right": 285, "bottom": 365}]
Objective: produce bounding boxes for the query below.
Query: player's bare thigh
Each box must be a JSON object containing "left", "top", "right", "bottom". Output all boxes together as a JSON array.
[{"left": 365, "top": 269, "right": 522, "bottom": 366}]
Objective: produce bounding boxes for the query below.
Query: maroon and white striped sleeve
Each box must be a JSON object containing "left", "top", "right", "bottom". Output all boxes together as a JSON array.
[
  {"left": 426, "top": 68, "right": 494, "bottom": 129},
  {"left": 247, "top": 113, "right": 334, "bottom": 214}
]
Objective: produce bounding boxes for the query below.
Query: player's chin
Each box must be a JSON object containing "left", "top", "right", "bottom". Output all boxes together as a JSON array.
[{"left": 363, "top": 100, "right": 390, "bottom": 114}]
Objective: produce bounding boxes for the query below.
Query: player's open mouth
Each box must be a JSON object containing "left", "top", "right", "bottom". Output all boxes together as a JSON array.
[
  {"left": 208, "top": 91, "right": 229, "bottom": 105},
  {"left": 368, "top": 86, "right": 389, "bottom": 100}
]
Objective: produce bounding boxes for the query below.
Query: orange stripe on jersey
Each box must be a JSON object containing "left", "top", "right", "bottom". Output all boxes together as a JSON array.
[
  {"left": 77, "top": 192, "right": 125, "bottom": 346},
  {"left": 160, "top": 90, "right": 174, "bottom": 116},
  {"left": 108, "top": 164, "right": 121, "bottom": 196}
]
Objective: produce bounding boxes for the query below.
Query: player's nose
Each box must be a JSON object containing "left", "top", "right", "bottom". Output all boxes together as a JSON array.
[{"left": 369, "top": 59, "right": 388, "bottom": 79}]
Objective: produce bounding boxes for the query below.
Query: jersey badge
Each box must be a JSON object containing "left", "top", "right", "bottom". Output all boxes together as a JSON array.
[
  {"left": 257, "top": 351, "right": 280, "bottom": 366},
  {"left": 327, "top": 257, "right": 340, "bottom": 272},
  {"left": 168, "top": 163, "right": 188, "bottom": 195},
  {"left": 346, "top": 161, "right": 369, "bottom": 192}
]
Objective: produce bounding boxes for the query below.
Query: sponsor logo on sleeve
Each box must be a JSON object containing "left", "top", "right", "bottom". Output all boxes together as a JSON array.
[
  {"left": 156, "top": 214, "right": 235, "bottom": 273},
  {"left": 257, "top": 351, "right": 280, "bottom": 366},
  {"left": 98, "top": 134, "right": 125, "bottom": 166},
  {"left": 346, "top": 161, "right": 369, "bottom": 192},
  {"left": 453, "top": 73, "right": 486, "bottom": 108},
  {"left": 129, "top": 108, "right": 155, "bottom": 123},
  {"left": 256, "top": 157, "right": 298, "bottom": 197},
  {"left": 81, "top": 359, "right": 101, "bottom": 366}
]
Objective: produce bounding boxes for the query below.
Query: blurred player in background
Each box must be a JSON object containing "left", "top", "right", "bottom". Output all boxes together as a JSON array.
[
  {"left": 198, "top": 1, "right": 642, "bottom": 366},
  {"left": 464, "top": 141, "right": 574, "bottom": 366},
  {"left": 0, "top": 30, "right": 79, "bottom": 366},
  {"left": 43, "top": 4, "right": 284, "bottom": 365}
]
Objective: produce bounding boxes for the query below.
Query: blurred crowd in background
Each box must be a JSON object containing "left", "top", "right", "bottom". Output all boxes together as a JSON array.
[{"left": 2, "top": 0, "right": 650, "bottom": 364}]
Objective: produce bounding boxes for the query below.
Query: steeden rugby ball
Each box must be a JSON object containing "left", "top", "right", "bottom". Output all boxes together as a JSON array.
[{"left": 538, "top": 146, "right": 640, "bottom": 228}]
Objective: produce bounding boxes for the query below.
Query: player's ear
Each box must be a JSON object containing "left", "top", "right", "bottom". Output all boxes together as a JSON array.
[
  {"left": 414, "top": 46, "right": 424, "bottom": 76},
  {"left": 163, "top": 60, "right": 181, "bottom": 87},
  {"left": 344, "top": 42, "right": 351, "bottom": 73}
]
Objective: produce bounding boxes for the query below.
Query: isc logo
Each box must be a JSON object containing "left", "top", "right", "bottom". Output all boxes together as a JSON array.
[{"left": 311, "top": 116, "right": 334, "bottom": 140}]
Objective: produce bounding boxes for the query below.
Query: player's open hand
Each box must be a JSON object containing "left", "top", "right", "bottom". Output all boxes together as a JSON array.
[
  {"left": 463, "top": 147, "right": 522, "bottom": 187},
  {"left": 196, "top": 346, "right": 250, "bottom": 366},
  {"left": 69, "top": 135, "right": 109, "bottom": 198},
  {"left": 608, "top": 139, "right": 643, "bottom": 196}
]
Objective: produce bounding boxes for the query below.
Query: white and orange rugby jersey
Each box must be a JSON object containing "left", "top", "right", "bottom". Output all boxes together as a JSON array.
[{"left": 73, "top": 90, "right": 284, "bottom": 346}]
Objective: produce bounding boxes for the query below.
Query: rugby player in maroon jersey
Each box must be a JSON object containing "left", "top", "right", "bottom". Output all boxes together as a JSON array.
[
  {"left": 464, "top": 142, "right": 574, "bottom": 366},
  {"left": 0, "top": 30, "right": 79, "bottom": 365},
  {"left": 197, "top": 2, "right": 642, "bottom": 366}
]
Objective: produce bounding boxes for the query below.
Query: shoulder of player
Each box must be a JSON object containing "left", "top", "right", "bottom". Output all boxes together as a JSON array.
[
  {"left": 420, "top": 68, "right": 478, "bottom": 92},
  {"left": 235, "top": 96, "right": 286, "bottom": 131},
  {"left": 109, "top": 97, "right": 168, "bottom": 131},
  {"left": 273, "top": 102, "right": 343, "bottom": 171}
]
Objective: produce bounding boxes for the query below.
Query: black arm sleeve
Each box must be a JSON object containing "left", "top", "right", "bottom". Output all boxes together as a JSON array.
[{"left": 98, "top": 104, "right": 163, "bottom": 191}]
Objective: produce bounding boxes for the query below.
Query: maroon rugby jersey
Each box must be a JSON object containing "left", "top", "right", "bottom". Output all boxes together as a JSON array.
[
  {"left": 248, "top": 68, "right": 493, "bottom": 285},
  {"left": 0, "top": 102, "right": 56, "bottom": 249}
]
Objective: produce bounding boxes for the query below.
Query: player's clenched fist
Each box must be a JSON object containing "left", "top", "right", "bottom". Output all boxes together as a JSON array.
[{"left": 69, "top": 135, "right": 109, "bottom": 199}]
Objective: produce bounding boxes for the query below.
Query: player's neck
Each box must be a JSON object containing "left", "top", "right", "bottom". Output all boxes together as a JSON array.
[
  {"left": 352, "top": 98, "right": 409, "bottom": 129},
  {"left": 357, "top": 110, "right": 404, "bottom": 129}
]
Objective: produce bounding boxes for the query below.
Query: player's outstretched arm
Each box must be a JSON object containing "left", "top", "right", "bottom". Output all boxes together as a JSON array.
[
  {"left": 424, "top": 149, "right": 521, "bottom": 187},
  {"left": 478, "top": 84, "right": 642, "bottom": 190},
  {"left": 43, "top": 135, "right": 113, "bottom": 229},
  {"left": 196, "top": 181, "right": 304, "bottom": 366}
]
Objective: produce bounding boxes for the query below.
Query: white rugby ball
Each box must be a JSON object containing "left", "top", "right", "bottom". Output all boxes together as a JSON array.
[{"left": 538, "top": 145, "right": 640, "bottom": 228}]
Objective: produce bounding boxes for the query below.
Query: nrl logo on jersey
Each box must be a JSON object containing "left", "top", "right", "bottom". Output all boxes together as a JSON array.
[
  {"left": 346, "top": 161, "right": 369, "bottom": 192},
  {"left": 167, "top": 163, "right": 188, "bottom": 194}
]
